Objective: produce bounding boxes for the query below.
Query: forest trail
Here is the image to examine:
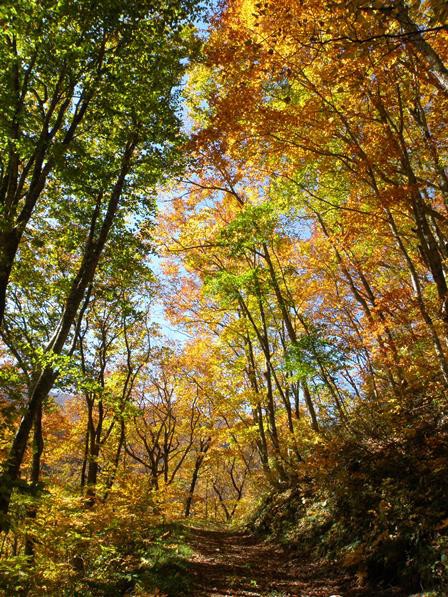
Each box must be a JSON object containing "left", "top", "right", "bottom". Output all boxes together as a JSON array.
[{"left": 184, "top": 527, "right": 404, "bottom": 597}]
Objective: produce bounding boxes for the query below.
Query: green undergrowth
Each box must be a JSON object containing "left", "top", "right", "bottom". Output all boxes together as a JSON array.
[
  {"left": 0, "top": 518, "right": 193, "bottom": 596},
  {"left": 77, "top": 523, "right": 193, "bottom": 597}
]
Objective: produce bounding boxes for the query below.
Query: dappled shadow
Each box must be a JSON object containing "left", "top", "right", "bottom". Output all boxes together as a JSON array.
[{"left": 184, "top": 527, "right": 406, "bottom": 596}]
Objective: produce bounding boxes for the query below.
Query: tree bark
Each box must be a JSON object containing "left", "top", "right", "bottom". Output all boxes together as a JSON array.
[
  {"left": 24, "top": 401, "right": 43, "bottom": 557},
  {"left": 0, "top": 136, "right": 137, "bottom": 525},
  {"left": 184, "top": 438, "right": 210, "bottom": 518},
  {"left": 393, "top": 1, "right": 448, "bottom": 95}
]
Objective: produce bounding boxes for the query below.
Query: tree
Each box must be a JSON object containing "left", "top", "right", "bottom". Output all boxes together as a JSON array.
[
  {"left": 0, "top": 0, "right": 200, "bottom": 525},
  {"left": 0, "top": 0, "right": 198, "bottom": 323}
]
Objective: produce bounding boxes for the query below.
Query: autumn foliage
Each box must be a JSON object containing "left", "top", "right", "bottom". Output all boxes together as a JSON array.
[{"left": 1, "top": 0, "right": 448, "bottom": 594}]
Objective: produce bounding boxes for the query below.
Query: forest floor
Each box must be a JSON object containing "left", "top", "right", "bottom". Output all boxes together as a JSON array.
[{"left": 183, "top": 526, "right": 406, "bottom": 597}]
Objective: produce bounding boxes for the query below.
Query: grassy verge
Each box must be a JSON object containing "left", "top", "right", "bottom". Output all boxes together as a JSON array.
[{"left": 0, "top": 521, "right": 194, "bottom": 597}]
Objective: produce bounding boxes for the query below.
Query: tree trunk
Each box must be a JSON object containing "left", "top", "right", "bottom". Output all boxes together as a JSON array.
[
  {"left": 184, "top": 439, "right": 210, "bottom": 518},
  {"left": 0, "top": 136, "right": 137, "bottom": 526},
  {"left": 0, "top": 227, "right": 20, "bottom": 324},
  {"left": 393, "top": 1, "right": 448, "bottom": 95},
  {"left": 24, "top": 401, "right": 43, "bottom": 557},
  {"left": 302, "top": 379, "right": 320, "bottom": 432}
]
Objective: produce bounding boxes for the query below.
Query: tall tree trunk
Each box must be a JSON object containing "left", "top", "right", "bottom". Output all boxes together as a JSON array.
[
  {"left": 184, "top": 438, "right": 210, "bottom": 518},
  {"left": 302, "top": 379, "right": 319, "bottom": 432},
  {"left": 386, "top": 208, "right": 448, "bottom": 384},
  {"left": 263, "top": 244, "right": 322, "bottom": 427},
  {"left": 0, "top": 136, "right": 137, "bottom": 526},
  {"left": 393, "top": 1, "right": 448, "bottom": 95},
  {"left": 0, "top": 227, "right": 20, "bottom": 324},
  {"left": 24, "top": 401, "right": 43, "bottom": 557},
  {"left": 104, "top": 418, "right": 126, "bottom": 500}
]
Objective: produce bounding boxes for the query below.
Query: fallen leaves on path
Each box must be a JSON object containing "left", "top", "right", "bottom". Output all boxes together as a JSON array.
[{"left": 185, "top": 527, "right": 405, "bottom": 597}]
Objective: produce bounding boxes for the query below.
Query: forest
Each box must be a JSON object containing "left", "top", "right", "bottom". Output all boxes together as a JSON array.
[{"left": 0, "top": 0, "right": 447, "bottom": 595}]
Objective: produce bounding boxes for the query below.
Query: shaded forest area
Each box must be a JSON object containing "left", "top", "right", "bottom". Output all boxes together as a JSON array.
[{"left": 0, "top": 0, "right": 448, "bottom": 595}]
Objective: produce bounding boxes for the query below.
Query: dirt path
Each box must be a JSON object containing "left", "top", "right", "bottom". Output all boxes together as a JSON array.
[{"left": 184, "top": 527, "right": 405, "bottom": 597}]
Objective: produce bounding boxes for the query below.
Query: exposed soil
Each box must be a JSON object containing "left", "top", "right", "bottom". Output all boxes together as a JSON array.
[{"left": 185, "top": 527, "right": 405, "bottom": 597}]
